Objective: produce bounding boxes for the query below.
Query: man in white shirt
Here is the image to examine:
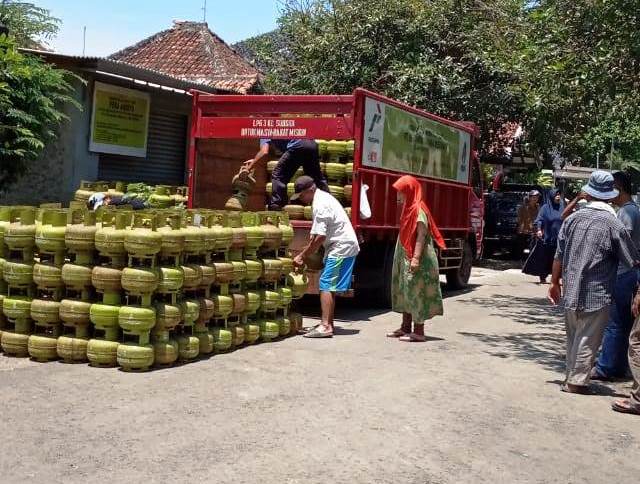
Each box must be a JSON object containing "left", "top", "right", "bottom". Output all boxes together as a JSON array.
[{"left": 291, "top": 176, "right": 360, "bottom": 338}]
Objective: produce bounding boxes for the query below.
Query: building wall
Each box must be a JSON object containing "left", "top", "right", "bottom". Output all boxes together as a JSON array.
[
  {"left": 0, "top": 75, "right": 97, "bottom": 205},
  {"left": 0, "top": 71, "right": 192, "bottom": 206}
]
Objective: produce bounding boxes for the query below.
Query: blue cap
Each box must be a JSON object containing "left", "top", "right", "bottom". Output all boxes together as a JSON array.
[{"left": 582, "top": 170, "right": 619, "bottom": 200}]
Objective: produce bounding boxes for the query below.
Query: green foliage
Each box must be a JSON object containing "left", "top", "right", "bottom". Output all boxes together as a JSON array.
[
  {"left": 503, "top": 0, "right": 640, "bottom": 167},
  {"left": 243, "top": 0, "right": 639, "bottom": 169},
  {"left": 262, "top": 0, "right": 525, "bottom": 153},
  {"left": 233, "top": 31, "right": 284, "bottom": 73},
  {"left": 0, "top": 1, "right": 59, "bottom": 48},
  {"left": 0, "top": 35, "right": 81, "bottom": 186}
]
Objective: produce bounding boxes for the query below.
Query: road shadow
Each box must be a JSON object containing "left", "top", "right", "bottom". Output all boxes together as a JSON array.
[
  {"left": 293, "top": 296, "right": 388, "bottom": 323},
  {"left": 456, "top": 292, "right": 568, "bottom": 372},
  {"left": 477, "top": 257, "right": 523, "bottom": 271},
  {"left": 459, "top": 294, "right": 562, "bottom": 326},
  {"left": 546, "top": 379, "right": 629, "bottom": 398},
  {"left": 333, "top": 327, "right": 361, "bottom": 336},
  {"left": 443, "top": 283, "right": 482, "bottom": 299},
  {"left": 460, "top": 330, "right": 566, "bottom": 373}
]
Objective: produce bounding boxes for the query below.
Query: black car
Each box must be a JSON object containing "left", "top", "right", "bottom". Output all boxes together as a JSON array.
[{"left": 483, "top": 184, "right": 547, "bottom": 258}]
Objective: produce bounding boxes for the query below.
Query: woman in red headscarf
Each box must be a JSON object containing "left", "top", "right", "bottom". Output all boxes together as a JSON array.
[{"left": 387, "top": 175, "right": 445, "bottom": 342}]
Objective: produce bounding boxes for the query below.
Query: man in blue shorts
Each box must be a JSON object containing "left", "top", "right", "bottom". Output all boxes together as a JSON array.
[{"left": 291, "top": 176, "right": 360, "bottom": 338}]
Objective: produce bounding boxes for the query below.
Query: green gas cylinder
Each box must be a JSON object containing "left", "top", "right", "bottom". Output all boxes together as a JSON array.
[
  {"left": 124, "top": 211, "right": 162, "bottom": 260},
  {"left": 35, "top": 209, "right": 67, "bottom": 265},
  {"left": 257, "top": 212, "right": 283, "bottom": 251}
]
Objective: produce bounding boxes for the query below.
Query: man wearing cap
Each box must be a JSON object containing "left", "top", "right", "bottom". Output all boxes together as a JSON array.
[
  {"left": 549, "top": 170, "right": 639, "bottom": 394},
  {"left": 291, "top": 176, "right": 360, "bottom": 338},
  {"left": 244, "top": 139, "right": 329, "bottom": 210}
]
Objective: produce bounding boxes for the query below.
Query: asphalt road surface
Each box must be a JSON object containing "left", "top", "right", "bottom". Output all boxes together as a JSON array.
[{"left": 1, "top": 266, "right": 638, "bottom": 483}]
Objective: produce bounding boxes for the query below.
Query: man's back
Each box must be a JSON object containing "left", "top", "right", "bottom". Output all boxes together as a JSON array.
[
  {"left": 556, "top": 204, "right": 638, "bottom": 311},
  {"left": 311, "top": 189, "right": 359, "bottom": 258}
]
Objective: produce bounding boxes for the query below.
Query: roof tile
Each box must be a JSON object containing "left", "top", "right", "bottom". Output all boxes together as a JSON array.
[{"left": 109, "top": 21, "right": 262, "bottom": 94}]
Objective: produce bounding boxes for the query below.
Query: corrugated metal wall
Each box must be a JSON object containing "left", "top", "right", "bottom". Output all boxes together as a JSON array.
[{"left": 98, "top": 109, "right": 187, "bottom": 184}]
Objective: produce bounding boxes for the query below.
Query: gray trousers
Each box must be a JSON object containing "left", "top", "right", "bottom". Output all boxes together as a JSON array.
[
  {"left": 564, "top": 307, "right": 610, "bottom": 386},
  {"left": 629, "top": 316, "right": 640, "bottom": 409}
]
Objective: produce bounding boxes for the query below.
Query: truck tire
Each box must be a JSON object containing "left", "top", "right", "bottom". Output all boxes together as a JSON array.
[
  {"left": 379, "top": 243, "right": 395, "bottom": 308},
  {"left": 446, "top": 241, "right": 473, "bottom": 290},
  {"left": 482, "top": 241, "right": 494, "bottom": 259}
]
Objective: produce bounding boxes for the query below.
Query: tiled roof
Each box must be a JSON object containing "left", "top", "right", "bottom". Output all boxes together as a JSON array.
[{"left": 109, "top": 21, "right": 262, "bottom": 94}]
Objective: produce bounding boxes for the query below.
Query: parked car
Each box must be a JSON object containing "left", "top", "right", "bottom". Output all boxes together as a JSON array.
[{"left": 483, "top": 184, "right": 547, "bottom": 258}]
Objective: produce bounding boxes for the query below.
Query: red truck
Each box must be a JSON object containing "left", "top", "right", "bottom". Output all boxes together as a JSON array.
[{"left": 187, "top": 88, "right": 484, "bottom": 305}]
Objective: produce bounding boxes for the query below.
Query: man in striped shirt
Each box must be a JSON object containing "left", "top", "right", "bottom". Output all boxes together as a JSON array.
[{"left": 549, "top": 171, "right": 639, "bottom": 394}]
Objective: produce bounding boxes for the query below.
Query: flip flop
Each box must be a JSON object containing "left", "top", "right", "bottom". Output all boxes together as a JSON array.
[
  {"left": 612, "top": 399, "right": 640, "bottom": 415},
  {"left": 386, "top": 329, "right": 406, "bottom": 338},
  {"left": 398, "top": 333, "right": 426, "bottom": 342},
  {"left": 303, "top": 327, "right": 333, "bottom": 338},
  {"left": 299, "top": 324, "right": 319, "bottom": 334},
  {"left": 560, "top": 384, "right": 594, "bottom": 395}
]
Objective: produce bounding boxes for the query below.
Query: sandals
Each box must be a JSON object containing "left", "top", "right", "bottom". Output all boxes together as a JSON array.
[
  {"left": 399, "top": 333, "right": 427, "bottom": 342},
  {"left": 386, "top": 329, "right": 407, "bottom": 338},
  {"left": 303, "top": 326, "right": 333, "bottom": 338},
  {"left": 560, "top": 383, "right": 594, "bottom": 395},
  {"left": 612, "top": 399, "right": 640, "bottom": 415}
]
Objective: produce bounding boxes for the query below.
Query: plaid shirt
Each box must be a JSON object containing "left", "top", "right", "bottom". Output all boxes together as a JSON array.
[{"left": 555, "top": 205, "right": 639, "bottom": 312}]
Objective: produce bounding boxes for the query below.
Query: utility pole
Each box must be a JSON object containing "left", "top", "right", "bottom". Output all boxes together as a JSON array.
[
  {"left": 202, "top": 0, "right": 207, "bottom": 23},
  {"left": 610, "top": 139, "right": 615, "bottom": 171},
  {"left": 596, "top": 152, "right": 600, "bottom": 170},
  {"left": 82, "top": 26, "right": 86, "bottom": 56}
]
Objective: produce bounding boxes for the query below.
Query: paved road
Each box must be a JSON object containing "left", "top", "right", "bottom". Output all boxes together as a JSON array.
[{"left": 1, "top": 267, "right": 639, "bottom": 483}]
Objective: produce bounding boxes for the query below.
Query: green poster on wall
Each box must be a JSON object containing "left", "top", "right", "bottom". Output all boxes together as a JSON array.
[
  {"left": 361, "top": 97, "right": 471, "bottom": 183},
  {"left": 89, "top": 81, "right": 150, "bottom": 157}
]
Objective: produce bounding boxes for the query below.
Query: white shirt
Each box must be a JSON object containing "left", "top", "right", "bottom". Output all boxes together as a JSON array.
[{"left": 310, "top": 189, "right": 360, "bottom": 258}]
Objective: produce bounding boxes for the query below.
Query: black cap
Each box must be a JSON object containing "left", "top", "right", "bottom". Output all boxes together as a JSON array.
[{"left": 289, "top": 176, "right": 315, "bottom": 200}]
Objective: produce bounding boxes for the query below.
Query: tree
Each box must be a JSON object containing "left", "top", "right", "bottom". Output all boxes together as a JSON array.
[
  {"left": 0, "top": 1, "right": 59, "bottom": 48},
  {"left": 0, "top": 3, "right": 79, "bottom": 187},
  {"left": 503, "top": 0, "right": 640, "bottom": 167},
  {"left": 252, "top": 0, "right": 528, "bottom": 153}
]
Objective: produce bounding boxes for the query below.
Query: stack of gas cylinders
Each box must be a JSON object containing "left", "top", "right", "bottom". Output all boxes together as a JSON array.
[
  {"left": 266, "top": 139, "right": 354, "bottom": 220},
  {"left": 0, "top": 205, "right": 308, "bottom": 371}
]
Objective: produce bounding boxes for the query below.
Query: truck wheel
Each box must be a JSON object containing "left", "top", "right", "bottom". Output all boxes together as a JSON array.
[
  {"left": 509, "top": 241, "right": 522, "bottom": 260},
  {"left": 446, "top": 241, "right": 473, "bottom": 290},
  {"left": 374, "top": 243, "right": 394, "bottom": 308},
  {"left": 482, "top": 242, "right": 494, "bottom": 259}
]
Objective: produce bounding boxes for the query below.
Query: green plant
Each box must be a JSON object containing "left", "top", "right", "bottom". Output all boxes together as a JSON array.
[
  {"left": 0, "top": 1, "right": 59, "bottom": 49},
  {"left": 253, "top": 0, "right": 526, "bottom": 154},
  {"left": 0, "top": 35, "right": 81, "bottom": 186}
]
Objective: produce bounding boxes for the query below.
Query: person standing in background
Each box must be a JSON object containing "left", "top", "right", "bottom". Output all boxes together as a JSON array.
[
  {"left": 592, "top": 171, "right": 640, "bottom": 381},
  {"left": 517, "top": 190, "right": 541, "bottom": 257},
  {"left": 549, "top": 171, "right": 639, "bottom": 394},
  {"left": 386, "top": 175, "right": 446, "bottom": 342},
  {"left": 523, "top": 189, "right": 564, "bottom": 284},
  {"left": 612, "top": 291, "right": 640, "bottom": 415}
]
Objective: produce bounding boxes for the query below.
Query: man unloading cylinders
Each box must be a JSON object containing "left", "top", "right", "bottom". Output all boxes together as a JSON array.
[
  {"left": 291, "top": 176, "right": 360, "bottom": 338},
  {"left": 244, "top": 138, "right": 329, "bottom": 210}
]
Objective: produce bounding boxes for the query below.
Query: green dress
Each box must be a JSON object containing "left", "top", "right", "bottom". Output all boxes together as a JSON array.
[{"left": 391, "top": 209, "right": 444, "bottom": 322}]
